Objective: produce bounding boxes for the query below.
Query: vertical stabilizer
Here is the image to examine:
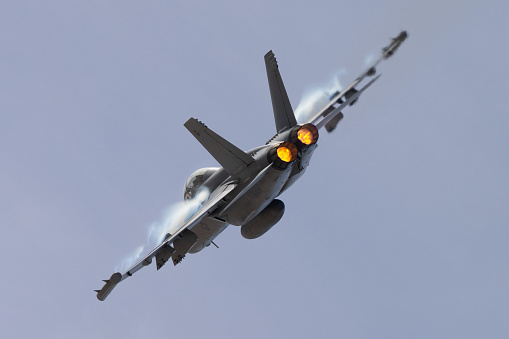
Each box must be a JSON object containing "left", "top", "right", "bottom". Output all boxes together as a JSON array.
[{"left": 265, "top": 51, "right": 297, "bottom": 133}]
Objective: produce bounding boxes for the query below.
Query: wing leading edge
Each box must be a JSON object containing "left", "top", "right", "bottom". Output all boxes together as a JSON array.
[
  {"left": 95, "top": 182, "right": 237, "bottom": 301},
  {"left": 307, "top": 30, "right": 408, "bottom": 132}
]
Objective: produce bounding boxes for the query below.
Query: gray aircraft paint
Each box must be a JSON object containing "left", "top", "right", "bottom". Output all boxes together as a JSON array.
[{"left": 95, "top": 32, "right": 404, "bottom": 301}]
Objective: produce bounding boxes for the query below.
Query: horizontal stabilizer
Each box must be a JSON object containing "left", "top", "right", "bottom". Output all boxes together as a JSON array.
[{"left": 185, "top": 118, "right": 254, "bottom": 176}]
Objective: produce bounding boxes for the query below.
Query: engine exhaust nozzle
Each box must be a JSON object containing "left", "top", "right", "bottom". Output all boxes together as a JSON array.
[
  {"left": 291, "top": 123, "right": 319, "bottom": 148},
  {"left": 268, "top": 141, "right": 298, "bottom": 169}
]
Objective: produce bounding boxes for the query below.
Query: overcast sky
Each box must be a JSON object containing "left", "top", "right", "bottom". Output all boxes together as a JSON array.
[{"left": 2, "top": 1, "right": 508, "bottom": 338}]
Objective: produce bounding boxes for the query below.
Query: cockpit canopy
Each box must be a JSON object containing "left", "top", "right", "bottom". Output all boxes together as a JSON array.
[{"left": 183, "top": 167, "right": 220, "bottom": 200}]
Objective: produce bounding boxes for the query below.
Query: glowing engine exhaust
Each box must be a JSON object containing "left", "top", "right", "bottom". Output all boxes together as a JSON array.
[
  {"left": 292, "top": 123, "right": 319, "bottom": 147},
  {"left": 269, "top": 141, "right": 298, "bottom": 169}
]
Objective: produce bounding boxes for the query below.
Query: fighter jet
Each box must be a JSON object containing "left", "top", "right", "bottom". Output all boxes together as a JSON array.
[{"left": 96, "top": 31, "right": 408, "bottom": 301}]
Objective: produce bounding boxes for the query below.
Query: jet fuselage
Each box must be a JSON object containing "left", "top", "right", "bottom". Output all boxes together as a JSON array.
[{"left": 187, "top": 128, "right": 319, "bottom": 253}]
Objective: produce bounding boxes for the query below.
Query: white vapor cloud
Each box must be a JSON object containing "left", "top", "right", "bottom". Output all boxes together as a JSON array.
[
  {"left": 150, "top": 188, "right": 210, "bottom": 244},
  {"left": 294, "top": 69, "right": 346, "bottom": 123},
  {"left": 115, "top": 245, "right": 144, "bottom": 273},
  {"left": 115, "top": 188, "right": 210, "bottom": 271},
  {"left": 364, "top": 52, "right": 375, "bottom": 66}
]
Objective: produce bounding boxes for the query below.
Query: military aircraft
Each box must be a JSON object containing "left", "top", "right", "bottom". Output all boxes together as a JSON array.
[{"left": 96, "top": 31, "right": 408, "bottom": 301}]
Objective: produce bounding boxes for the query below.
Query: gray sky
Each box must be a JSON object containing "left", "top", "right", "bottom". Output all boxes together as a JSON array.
[{"left": 1, "top": 1, "right": 508, "bottom": 338}]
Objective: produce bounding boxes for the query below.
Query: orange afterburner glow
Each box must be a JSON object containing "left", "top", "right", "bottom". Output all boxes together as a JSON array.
[
  {"left": 298, "top": 128, "right": 313, "bottom": 145},
  {"left": 295, "top": 123, "right": 318, "bottom": 146},
  {"left": 277, "top": 147, "right": 292, "bottom": 162},
  {"left": 276, "top": 142, "right": 298, "bottom": 162}
]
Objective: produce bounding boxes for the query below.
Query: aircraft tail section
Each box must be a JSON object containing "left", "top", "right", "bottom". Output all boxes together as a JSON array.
[
  {"left": 265, "top": 51, "right": 297, "bottom": 133},
  {"left": 185, "top": 118, "right": 254, "bottom": 176}
]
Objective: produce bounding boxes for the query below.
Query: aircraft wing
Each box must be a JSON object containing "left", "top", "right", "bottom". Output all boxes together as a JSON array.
[
  {"left": 95, "top": 181, "right": 237, "bottom": 301},
  {"left": 314, "top": 75, "right": 381, "bottom": 130},
  {"left": 306, "top": 31, "right": 407, "bottom": 132}
]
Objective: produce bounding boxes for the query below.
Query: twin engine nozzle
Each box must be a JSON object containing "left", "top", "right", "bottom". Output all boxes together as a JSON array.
[
  {"left": 291, "top": 123, "right": 319, "bottom": 147},
  {"left": 268, "top": 124, "right": 319, "bottom": 168}
]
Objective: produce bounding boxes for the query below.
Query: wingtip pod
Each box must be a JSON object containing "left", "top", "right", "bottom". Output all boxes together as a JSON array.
[
  {"left": 383, "top": 30, "right": 408, "bottom": 59},
  {"left": 96, "top": 272, "right": 122, "bottom": 301}
]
